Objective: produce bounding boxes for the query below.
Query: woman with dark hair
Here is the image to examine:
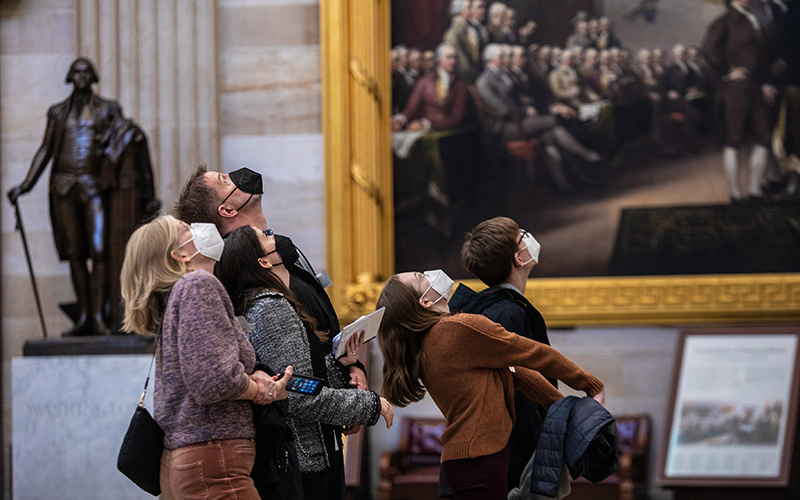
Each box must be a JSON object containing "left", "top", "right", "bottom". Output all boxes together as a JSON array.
[
  {"left": 376, "top": 271, "right": 605, "bottom": 500},
  {"left": 216, "top": 225, "right": 394, "bottom": 500}
]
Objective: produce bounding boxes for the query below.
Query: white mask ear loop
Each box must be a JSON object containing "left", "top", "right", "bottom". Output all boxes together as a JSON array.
[
  {"left": 179, "top": 237, "right": 201, "bottom": 260},
  {"left": 420, "top": 281, "right": 445, "bottom": 305},
  {"left": 518, "top": 242, "right": 536, "bottom": 266}
]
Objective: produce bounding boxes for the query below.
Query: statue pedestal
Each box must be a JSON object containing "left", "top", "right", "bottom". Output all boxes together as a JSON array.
[
  {"left": 23, "top": 334, "right": 154, "bottom": 356},
  {"left": 13, "top": 341, "right": 156, "bottom": 500}
]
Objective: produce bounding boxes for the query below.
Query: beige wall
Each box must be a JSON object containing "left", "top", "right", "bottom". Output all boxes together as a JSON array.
[
  {"left": 219, "top": 0, "right": 326, "bottom": 268},
  {"left": 1, "top": 0, "right": 78, "bottom": 337},
  {"left": 1, "top": 5, "right": 78, "bottom": 493}
]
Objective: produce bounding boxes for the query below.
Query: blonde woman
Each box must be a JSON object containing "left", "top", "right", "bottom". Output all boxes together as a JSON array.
[{"left": 121, "top": 215, "right": 292, "bottom": 500}]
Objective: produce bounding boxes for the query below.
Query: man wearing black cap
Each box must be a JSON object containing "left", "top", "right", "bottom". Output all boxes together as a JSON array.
[{"left": 173, "top": 164, "right": 366, "bottom": 500}]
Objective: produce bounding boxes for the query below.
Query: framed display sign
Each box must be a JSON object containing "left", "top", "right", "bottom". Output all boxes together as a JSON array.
[{"left": 658, "top": 328, "right": 800, "bottom": 487}]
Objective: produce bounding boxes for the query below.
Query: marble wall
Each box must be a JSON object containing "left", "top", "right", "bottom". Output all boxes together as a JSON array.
[
  {"left": 12, "top": 355, "right": 155, "bottom": 500},
  {"left": 218, "top": 0, "right": 325, "bottom": 268},
  {"left": 1, "top": 3, "right": 79, "bottom": 494}
]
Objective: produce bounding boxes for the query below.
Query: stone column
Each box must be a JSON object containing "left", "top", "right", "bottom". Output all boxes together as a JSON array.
[{"left": 74, "top": 0, "right": 219, "bottom": 208}]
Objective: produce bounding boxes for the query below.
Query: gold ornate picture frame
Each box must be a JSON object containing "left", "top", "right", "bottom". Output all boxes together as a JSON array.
[{"left": 320, "top": 0, "right": 800, "bottom": 327}]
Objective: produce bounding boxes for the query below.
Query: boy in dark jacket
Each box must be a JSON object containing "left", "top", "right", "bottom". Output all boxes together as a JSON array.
[{"left": 448, "top": 216, "right": 557, "bottom": 491}]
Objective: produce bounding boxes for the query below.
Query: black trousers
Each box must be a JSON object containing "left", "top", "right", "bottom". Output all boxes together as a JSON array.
[{"left": 301, "top": 471, "right": 329, "bottom": 500}]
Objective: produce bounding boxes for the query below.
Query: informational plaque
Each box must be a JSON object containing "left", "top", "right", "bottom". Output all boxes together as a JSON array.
[{"left": 658, "top": 329, "right": 800, "bottom": 487}]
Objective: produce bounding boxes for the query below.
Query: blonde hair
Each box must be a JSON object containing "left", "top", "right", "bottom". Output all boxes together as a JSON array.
[{"left": 121, "top": 215, "right": 187, "bottom": 335}]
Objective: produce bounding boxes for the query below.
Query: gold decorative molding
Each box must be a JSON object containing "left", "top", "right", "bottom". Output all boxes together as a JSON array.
[
  {"left": 350, "top": 161, "right": 385, "bottom": 215},
  {"left": 349, "top": 54, "right": 384, "bottom": 113},
  {"left": 322, "top": 0, "right": 800, "bottom": 328},
  {"left": 528, "top": 274, "right": 800, "bottom": 327},
  {"left": 340, "top": 283, "right": 384, "bottom": 321},
  {"left": 337, "top": 276, "right": 800, "bottom": 326},
  {"left": 322, "top": 0, "right": 393, "bottom": 310}
]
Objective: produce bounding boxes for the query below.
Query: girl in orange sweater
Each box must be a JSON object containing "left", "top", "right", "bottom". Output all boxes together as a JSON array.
[{"left": 377, "top": 271, "right": 605, "bottom": 500}]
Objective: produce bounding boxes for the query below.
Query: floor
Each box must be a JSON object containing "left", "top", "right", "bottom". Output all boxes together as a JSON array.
[
  {"left": 519, "top": 142, "right": 732, "bottom": 277},
  {"left": 395, "top": 136, "right": 766, "bottom": 278}
]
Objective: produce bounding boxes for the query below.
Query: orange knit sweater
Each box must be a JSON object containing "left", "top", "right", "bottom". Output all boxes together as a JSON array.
[{"left": 420, "top": 314, "right": 604, "bottom": 462}]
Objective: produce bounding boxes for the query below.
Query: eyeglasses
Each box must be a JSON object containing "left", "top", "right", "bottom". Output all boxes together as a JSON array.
[
  {"left": 260, "top": 228, "right": 281, "bottom": 261},
  {"left": 517, "top": 229, "right": 529, "bottom": 247},
  {"left": 261, "top": 228, "right": 277, "bottom": 257}
]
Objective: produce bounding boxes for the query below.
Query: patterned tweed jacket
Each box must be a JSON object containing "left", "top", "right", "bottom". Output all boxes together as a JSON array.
[{"left": 245, "top": 290, "right": 381, "bottom": 473}]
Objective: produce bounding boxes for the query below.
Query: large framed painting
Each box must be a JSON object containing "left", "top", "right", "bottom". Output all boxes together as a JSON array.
[
  {"left": 657, "top": 328, "right": 800, "bottom": 487},
  {"left": 320, "top": 0, "right": 800, "bottom": 326}
]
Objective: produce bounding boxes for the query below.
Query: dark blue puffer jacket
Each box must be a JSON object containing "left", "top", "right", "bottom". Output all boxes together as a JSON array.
[{"left": 530, "top": 396, "right": 619, "bottom": 497}]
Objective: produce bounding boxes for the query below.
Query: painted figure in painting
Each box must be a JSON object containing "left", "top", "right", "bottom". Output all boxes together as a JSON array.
[
  {"left": 703, "top": 0, "right": 779, "bottom": 202},
  {"left": 443, "top": 0, "right": 487, "bottom": 83},
  {"left": 392, "top": 45, "right": 416, "bottom": 113},
  {"left": 475, "top": 44, "right": 601, "bottom": 191},
  {"left": 392, "top": 43, "right": 476, "bottom": 132}
]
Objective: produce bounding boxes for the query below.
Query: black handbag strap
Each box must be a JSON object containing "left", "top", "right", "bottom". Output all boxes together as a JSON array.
[{"left": 139, "top": 330, "right": 161, "bottom": 408}]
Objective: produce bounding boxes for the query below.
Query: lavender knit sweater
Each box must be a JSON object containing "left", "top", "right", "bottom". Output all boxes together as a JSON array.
[{"left": 154, "top": 270, "right": 257, "bottom": 449}]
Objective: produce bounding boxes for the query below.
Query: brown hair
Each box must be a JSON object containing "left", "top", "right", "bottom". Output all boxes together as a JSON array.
[
  {"left": 376, "top": 275, "right": 450, "bottom": 407},
  {"left": 172, "top": 164, "right": 223, "bottom": 228},
  {"left": 461, "top": 217, "right": 520, "bottom": 286}
]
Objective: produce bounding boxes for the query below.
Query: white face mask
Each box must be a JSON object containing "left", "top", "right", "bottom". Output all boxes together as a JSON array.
[
  {"left": 180, "top": 223, "right": 225, "bottom": 262},
  {"left": 518, "top": 230, "right": 541, "bottom": 266},
  {"left": 422, "top": 269, "right": 455, "bottom": 305}
]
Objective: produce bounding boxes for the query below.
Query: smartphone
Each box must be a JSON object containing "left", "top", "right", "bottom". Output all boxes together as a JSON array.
[{"left": 285, "top": 374, "right": 324, "bottom": 396}]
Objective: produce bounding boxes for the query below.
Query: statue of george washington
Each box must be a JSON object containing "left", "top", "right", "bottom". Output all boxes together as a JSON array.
[{"left": 7, "top": 58, "right": 159, "bottom": 336}]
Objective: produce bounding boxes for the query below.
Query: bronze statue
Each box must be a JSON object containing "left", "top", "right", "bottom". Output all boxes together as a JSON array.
[{"left": 7, "top": 58, "right": 158, "bottom": 336}]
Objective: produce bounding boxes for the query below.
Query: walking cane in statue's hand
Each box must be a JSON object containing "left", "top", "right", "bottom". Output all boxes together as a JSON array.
[{"left": 7, "top": 194, "right": 48, "bottom": 339}]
